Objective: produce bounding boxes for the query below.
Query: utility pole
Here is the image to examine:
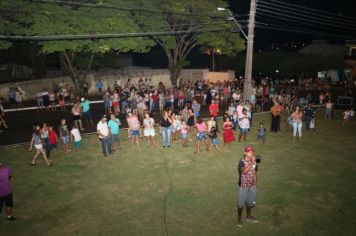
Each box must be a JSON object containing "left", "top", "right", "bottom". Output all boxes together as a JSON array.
[{"left": 243, "top": 0, "right": 257, "bottom": 100}]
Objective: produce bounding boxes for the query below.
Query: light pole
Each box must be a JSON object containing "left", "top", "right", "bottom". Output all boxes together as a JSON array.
[
  {"left": 218, "top": 0, "right": 257, "bottom": 100},
  {"left": 217, "top": 7, "right": 247, "bottom": 40}
]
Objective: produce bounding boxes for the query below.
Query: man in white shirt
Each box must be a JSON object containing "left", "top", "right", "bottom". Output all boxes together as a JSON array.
[{"left": 97, "top": 115, "right": 112, "bottom": 156}]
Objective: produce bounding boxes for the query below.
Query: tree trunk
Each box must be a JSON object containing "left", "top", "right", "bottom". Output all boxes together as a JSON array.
[
  {"left": 168, "top": 58, "right": 184, "bottom": 87},
  {"left": 30, "top": 46, "right": 47, "bottom": 79},
  {"left": 59, "top": 51, "right": 79, "bottom": 90},
  {"left": 84, "top": 54, "right": 94, "bottom": 78}
]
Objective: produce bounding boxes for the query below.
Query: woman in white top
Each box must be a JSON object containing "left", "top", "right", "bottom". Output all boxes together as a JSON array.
[{"left": 143, "top": 113, "right": 156, "bottom": 147}]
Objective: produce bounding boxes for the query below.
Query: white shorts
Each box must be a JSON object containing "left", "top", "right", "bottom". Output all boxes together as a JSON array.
[
  {"left": 144, "top": 128, "right": 155, "bottom": 137},
  {"left": 34, "top": 144, "right": 43, "bottom": 150}
]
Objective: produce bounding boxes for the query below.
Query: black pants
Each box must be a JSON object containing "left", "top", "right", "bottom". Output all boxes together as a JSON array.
[
  {"left": 0, "top": 193, "right": 13, "bottom": 213},
  {"left": 271, "top": 115, "right": 280, "bottom": 133}
]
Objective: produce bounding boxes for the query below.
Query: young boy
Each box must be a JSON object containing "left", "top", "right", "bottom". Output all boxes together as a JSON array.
[
  {"left": 70, "top": 125, "right": 82, "bottom": 152},
  {"left": 256, "top": 123, "right": 266, "bottom": 143},
  {"left": 47, "top": 125, "right": 58, "bottom": 158},
  {"left": 59, "top": 119, "right": 70, "bottom": 154}
]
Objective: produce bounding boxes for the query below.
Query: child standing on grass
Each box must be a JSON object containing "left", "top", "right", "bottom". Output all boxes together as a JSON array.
[
  {"left": 172, "top": 114, "right": 182, "bottom": 142},
  {"left": 309, "top": 116, "right": 316, "bottom": 135},
  {"left": 194, "top": 117, "right": 209, "bottom": 154},
  {"left": 208, "top": 126, "right": 221, "bottom": 152},
  {"left": 70, "top": 125, "right": 82, "bottom": 152},
  {"left": 59, "top": 119, "right": 70, "bottom": 154},
  {"left": 47, "top": 125, "right": 58, "bottom": 158},
  {"left": 180, "top": 120, "right": 188, "bottom": 147},
  {"left": 343, "top": 107, "right": 352, "bottom": 127},
  {"left": 256, "top": 123, "right": 266, "bottom": 143}
]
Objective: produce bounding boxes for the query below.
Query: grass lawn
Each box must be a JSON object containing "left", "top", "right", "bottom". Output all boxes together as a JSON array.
[{"left": 0, "top": 112, "right": 355, "bottom": 236}]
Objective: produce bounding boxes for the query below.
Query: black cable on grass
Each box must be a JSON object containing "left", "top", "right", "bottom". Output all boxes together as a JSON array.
[{"left": 160, "top": 150, "right": 174, "bottom": 236}]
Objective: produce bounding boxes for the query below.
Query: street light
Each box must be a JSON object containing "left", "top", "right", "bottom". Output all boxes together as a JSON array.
[
  {"left": 217, "top": 7, "right": 247, "bottom": 40},
  {"left": 218, "top": 1, "right": 257, "bottom": 100}
]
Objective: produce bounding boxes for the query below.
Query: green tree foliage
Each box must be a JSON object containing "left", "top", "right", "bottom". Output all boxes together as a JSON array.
[
  {"left": 0, "top": 0, "right": 155, "bottom": 87},
  {"left": 0, "top": 0, "right": 245, "bottom": 86}
]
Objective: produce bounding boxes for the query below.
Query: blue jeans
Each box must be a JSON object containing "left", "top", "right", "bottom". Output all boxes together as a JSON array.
[
  {"left": 100, "top": 137, "right": 112, "bottom": 156},
  {"left": 292, "top": 121, "right": 302, "bottom": 138},
  {"left": 325, "top": 108, "right": 332, "bottom": 120},
  {"left": 161, "top": 127, "right": 172, "bottom": 147}
]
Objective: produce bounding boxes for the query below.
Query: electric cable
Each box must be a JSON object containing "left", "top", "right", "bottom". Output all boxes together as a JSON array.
[
  {"left": 256, "top": 7, "right": 356, "bottom": 32},
  {"left": 259, "top": 0, "right": 356, "bottom": 24},
  {"left": 268, "top": 0, "right": 356, "bottom": 20},
  {"left": 254, "top": 23, "right": 355, "bottom": 39},
  {"left": 0, "top": 28, "right": 229, "bottom": 41},
  {"left": 258, "top": 2, "right": 356, "bottom": 27},
  {"left": 159, "top": 149, "right": 174, "bottom": 236},
  {"left": 255, "top": 13, "right": 355, "bottom": 35}
]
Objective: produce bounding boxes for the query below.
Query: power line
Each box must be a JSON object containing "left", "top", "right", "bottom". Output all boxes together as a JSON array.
[
  {"left": 258, "top": 0, "right": 356, "bottom": 24},
  {"left": 268, "top": 0, "right": 356, "bottom": 20},
  {"left": 0, "top": 28, "right": 228, "bottom": 42},
  {"left": 255, "top": 13, "right": 355, "bottom": 35},
  {"left": 256, "top": 7, "right": 356, "bottom": 32},
  {"left": 254, "top": 23, "right": 355, "bottom": 39},
  {"left": 253, "top": 10, "right": 356, "bottom": 39},
  {"left": 258, "top": 1, "right": 356, "bottom": 27}
]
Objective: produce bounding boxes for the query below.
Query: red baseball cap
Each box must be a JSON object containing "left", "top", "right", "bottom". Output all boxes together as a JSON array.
[{"left": 244, "top": 145, "right": 255, "bottom": 153}]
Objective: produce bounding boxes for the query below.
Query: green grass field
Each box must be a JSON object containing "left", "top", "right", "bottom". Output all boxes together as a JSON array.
[{"left": 0, "top": 112, "right": 355, "bottom": 236}]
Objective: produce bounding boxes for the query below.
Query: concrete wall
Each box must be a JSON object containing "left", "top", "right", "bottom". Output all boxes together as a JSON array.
[
  {"left": 207, "top": 71, "right": 235, "bottom": 83},
  {"left": 0, "top": 69, "right": 234, "bottom": 101}
]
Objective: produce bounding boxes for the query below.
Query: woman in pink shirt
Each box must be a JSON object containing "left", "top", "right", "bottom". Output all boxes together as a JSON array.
[{"left": 194, "top": 117, "right": 209, "bottom": 153}]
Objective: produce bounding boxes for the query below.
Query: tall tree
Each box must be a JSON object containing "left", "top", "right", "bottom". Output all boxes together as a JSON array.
[{"left": 132, "top": 0, "right": 245, "bottom": 85}]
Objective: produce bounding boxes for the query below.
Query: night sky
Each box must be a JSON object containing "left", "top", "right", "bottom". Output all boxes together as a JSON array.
[{"left": 228, "top": 0, "right": 356, "bottom": 45}]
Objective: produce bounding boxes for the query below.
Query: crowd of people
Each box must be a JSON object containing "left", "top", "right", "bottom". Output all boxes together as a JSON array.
[{"left": 1, "top": 76, "right": 355, "bottom": 224}]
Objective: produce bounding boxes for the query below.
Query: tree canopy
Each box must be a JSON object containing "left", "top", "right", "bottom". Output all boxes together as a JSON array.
[{"left": 0, "top": 0, "right": 245, "bottom": 86}]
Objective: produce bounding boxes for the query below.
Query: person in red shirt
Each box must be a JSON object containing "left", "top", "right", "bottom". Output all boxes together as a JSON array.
[
  {"left": 209, "top": 100, "right": 219, "bottom": 130},
  {"left": 150, "top": 91, "right": 159, "bottom": 114},
  {"left": 46, "top": 125, "right": 58, "bottom": 158}
]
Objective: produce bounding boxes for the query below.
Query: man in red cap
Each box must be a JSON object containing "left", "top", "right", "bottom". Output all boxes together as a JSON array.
[{"left": 237, "top": 145, "right": 259, "bottom": 227}]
